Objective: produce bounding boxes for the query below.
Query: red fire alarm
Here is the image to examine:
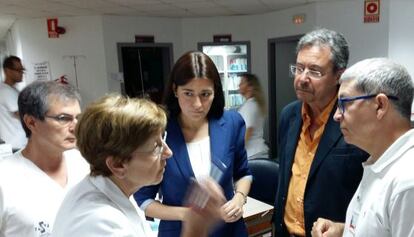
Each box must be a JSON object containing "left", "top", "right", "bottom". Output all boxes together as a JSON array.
[
  {"left": 47, "top": 18, "right": 66, "bottom": 38},
  {"left": 364, "top": 0, "right": 380, "bottom": 23}
]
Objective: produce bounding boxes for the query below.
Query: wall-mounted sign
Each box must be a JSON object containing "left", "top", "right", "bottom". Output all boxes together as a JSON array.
[
  {"left": 33, "top": 61, "right": 51, "bottom": 81},
  {"left": 213, "top": 34, "right": 232, "bottom": 43},
  {"left": 47, "top": 18, "right": 59, "bottom": 38},
  {"left": 364, "top": 0, "right": 380, "bottom": 23},
  {"left": 135, "top": 35, "right": 155, "bottom": 43},
  {"left": 293, "top": 14, "right": 306, "bottom": 25}
]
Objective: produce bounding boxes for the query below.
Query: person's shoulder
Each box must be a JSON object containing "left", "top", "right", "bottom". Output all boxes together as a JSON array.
[
  {"left": 0, "top": 82, "right": 7, "bottom": 91},
  {"left": 0, "top": 83, "right": 16, "bottom": 95},
  {"left": 0, "top": 152, "right": 26, "bottom": 173},
  {"left": 280, "top": 100, "right": 301, "bottom": 118},
  {"left": 283, "top": 100, "right": 301, "bottom": 111},
  {"left": 388, "top": 148, "right": 414, "bottom": 190},
  {"left": 222, "top": 110, "right": 244, "bottom": 124},
  {"left": 64, "top": 149, "right": 90, "bottom": 186},
  {"left": 64, "top": 149, "right": 89, "bottom": 170}
]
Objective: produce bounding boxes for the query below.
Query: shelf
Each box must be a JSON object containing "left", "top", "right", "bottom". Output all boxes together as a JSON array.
[
  {"left": 228, "top": 90, "right": 240, "bottom": 95},
  {"left": 228, "top": 70, "right": 247, "bottom": 73},
  {"left": 227, "top": 53, "right": 247, "bottom": 57}
]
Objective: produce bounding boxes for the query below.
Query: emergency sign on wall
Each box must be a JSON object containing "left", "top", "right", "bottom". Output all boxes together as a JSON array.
[
  {"left": 47, "top": 18, "right": 59, "bottom": 38},
  {"left": 364, "top": 0, "right": 380, "bottom": 23}
]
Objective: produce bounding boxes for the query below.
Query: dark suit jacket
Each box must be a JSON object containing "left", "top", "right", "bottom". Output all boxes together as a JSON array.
[
  {"left": 134, "top": 111, "right": 251, "bottom": 237},
  {"left": 273, "top": 100, "right": 368, "bottom": 237}
]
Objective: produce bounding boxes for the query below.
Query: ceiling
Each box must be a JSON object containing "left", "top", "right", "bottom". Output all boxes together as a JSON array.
[{"left": 0, "top": 0, "right": 347, "bottom": 40}]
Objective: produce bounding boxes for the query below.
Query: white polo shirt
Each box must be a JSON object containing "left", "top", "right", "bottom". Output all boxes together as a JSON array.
[{"left": 343, "top": 129, "right": 414, "bottom": 237}]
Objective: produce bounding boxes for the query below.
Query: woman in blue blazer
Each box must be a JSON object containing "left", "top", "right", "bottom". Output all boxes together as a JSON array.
[{"left": 134, "top": 51, "right": 252, "bottom": 237}]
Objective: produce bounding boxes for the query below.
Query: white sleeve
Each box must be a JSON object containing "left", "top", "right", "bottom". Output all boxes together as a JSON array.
[
  {"left": 389, "top": 188, "right": 414, "bottom": 236},
  {"left": 0, "top": 89, "right": 19, "bottom": 113}
]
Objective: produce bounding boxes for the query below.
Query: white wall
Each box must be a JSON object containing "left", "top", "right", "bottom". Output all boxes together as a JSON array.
[
  {"left": 388, "top": 0, "right": 414, "bottom": 119},
  {"left": 102, "top": 15, "right": 182, "bottom": 93},
  {"left": 388, "top": 0, "right": 414, "bottom": 76},
  {"left": 315, "top": 0, "right": 389, "bottom": 66},
  {"left": 9, "top": 16, "right": 107, "bottom": 106},
  {"left": 5, "top": 22, "right": 23, "bottom": 58}
]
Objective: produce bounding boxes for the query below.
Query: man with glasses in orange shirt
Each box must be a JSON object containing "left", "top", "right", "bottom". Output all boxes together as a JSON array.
[
  {"left": 0, "top": 55, "right": 27, "bottom": 150},
  {"left": 273, "top": 28, "right": 368, "bottom": 237},
  {"left": 0, "top": 80, "right": 89, "bottom": 237},
  {"left": 312, "top": 58, "right": 414, "bottom": 237}
]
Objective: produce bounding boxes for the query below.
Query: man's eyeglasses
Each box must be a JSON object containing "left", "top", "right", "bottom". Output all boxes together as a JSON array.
[
  {"left": 9, "top": 67, "right": 26, "bottom": 73},
  {"left": 290, "top": 65, "right": 324, "bottom": 80},
  {"left": 45, "top": 114, "right": 79, "bottom": 126},
  {"left": 137, "top": 132, "right": 168, "bottom": 158},
  {"left": 337, "top": 94, "right": 399, "bottom": 114}
]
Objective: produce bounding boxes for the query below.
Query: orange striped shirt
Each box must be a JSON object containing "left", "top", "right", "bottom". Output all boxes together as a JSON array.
[{"left": 284, "top": 97, "right": 337, "bottom": 236}]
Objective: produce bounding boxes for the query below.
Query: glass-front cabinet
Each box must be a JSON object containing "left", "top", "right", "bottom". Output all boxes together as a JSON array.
[{"left": 198, "top": 41, "right": 251, "bottom": 110}]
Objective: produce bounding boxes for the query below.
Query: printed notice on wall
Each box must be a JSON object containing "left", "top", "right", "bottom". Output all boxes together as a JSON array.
[{"left": 33, "top": 61, "right": 51, "bottom": 81}]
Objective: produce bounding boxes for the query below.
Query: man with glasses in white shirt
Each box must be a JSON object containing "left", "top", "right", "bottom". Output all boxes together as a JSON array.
[
  {"left": 0, "top": 80, "right": 89, "bottom": 237},
  {"left": 312, "top": 58, "right": 414, "bottom": 237},
  {"left": 273, "top": 29, "right": 369, "bottom": 237},
  {"left": 0, "top": 55, "right": 27, "bottom": 151}
]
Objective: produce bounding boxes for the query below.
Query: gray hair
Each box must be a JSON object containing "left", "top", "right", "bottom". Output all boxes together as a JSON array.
[
  {"left": 340, "top": 58, "right": 414, "bottom": 120},
  {"left": 18, "top": 81, "right": 81, "bottom": 137},
  {"left": 297, "top": 28, "right": 349, "bottom": 71}
]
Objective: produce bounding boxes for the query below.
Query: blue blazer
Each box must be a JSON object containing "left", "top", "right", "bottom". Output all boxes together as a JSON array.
[
  {"left": 135, "top": 111, "right": 251, "bottom": 237},
  {"left": 273, "top": 101, "right": 368, "bottom": 237}
]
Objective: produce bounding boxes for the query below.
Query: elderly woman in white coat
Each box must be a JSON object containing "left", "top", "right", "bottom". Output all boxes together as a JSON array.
[{"left": 52, "top": 95, "right": 225, "bottom": 237}]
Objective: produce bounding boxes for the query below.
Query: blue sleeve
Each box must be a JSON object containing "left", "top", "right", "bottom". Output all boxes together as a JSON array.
[
  {"left": 133, "top": 183, "right": 160, "bottom": 207},
  {"left": 230, "top": 111, "right": 252, "bottom": 181}
]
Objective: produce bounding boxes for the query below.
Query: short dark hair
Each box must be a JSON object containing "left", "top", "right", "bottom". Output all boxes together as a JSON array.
[
  {"left": 3, "top": 55, "right": 21, "bottom": 70},
  {"left": 18, "top": 80, "right": 81, "bottom": 137},
  {"left": 163, "top": 51, "right": 224, "bottom": 119}
]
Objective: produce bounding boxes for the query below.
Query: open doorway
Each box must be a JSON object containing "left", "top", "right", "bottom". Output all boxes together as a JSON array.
[
  {"left": 267, "top": 35, "right": 302, "bottom": 159},
  {"left": 117, "top": 43, "right": 173, "bottom": 104}
]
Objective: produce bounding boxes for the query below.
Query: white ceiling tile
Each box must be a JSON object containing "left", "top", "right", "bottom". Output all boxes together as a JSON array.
[{"left": 0, "top": 0, "right": 346, "bottom": 19}]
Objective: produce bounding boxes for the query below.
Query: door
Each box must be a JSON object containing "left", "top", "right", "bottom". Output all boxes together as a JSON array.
[
  {"left": 117, "top": 43, "right": 173, "bottom": 104},
  {"left": 268, "top": 35, "right": 302, "bottom": 159}
]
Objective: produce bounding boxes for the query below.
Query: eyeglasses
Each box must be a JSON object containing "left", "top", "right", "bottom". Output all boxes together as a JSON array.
[
  {"left": 136, "top": 131, "right": 168, "bottom": 158},
  {"left": 337, "top": 94, "right": 399, "bottom": 114},
  {"left": 44, "top": 114, "right": 79, "bottom": 126},
  {"left": 290, "top": 65, "right": 324, "bottom": 80},
  {"left": 9, "top": 67, "right": 26, "bottom": 73}
]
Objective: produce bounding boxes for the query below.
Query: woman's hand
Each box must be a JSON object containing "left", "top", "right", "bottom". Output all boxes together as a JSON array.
[{"left": 220, "top": 192, "right": 245, "bottom": 223}]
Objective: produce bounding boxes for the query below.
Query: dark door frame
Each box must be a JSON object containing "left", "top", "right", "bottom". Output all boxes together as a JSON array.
[{"left": 267, "top": 35, "right": 302, "bottom": 159}]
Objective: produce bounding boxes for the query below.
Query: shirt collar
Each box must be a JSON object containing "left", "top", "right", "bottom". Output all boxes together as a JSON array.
[
  {"left": 301, "top": 95, "right": 337, "bottom": 127},
  {"left": 365, "top": 129, "right": 414, "bottom": 173}
]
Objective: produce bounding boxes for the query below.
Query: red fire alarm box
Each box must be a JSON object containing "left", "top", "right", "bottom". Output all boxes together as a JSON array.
[{"left": 47, "top": 18, "right": 59, "bottom": 38}]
